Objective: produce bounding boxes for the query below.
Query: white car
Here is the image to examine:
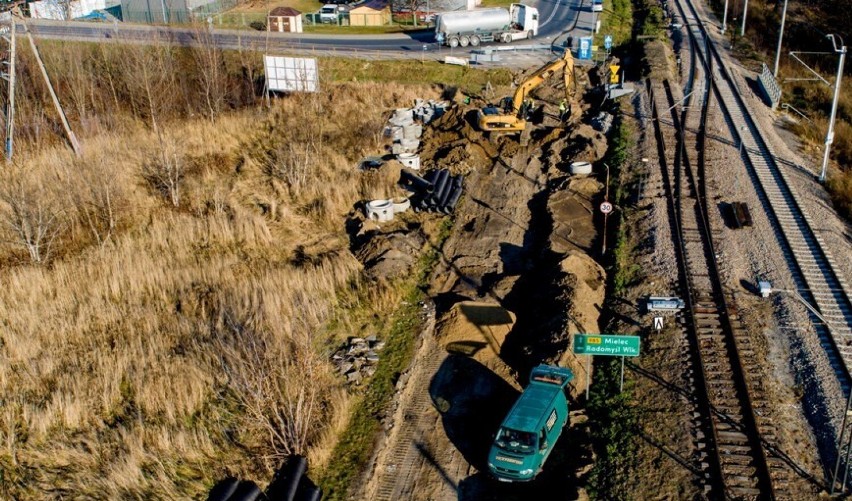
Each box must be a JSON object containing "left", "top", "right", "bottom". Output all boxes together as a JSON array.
[{"left": 319, "top": 4, "right": 350, "bottom": 23}]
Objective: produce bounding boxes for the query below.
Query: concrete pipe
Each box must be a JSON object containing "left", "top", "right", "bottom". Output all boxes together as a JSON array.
[
  {"left": 569, "top": 161, "right": 593, "bottom": 175},
  {"left": 365, "top": 200, "right": 394, "bottom": 223},
  {"left": 397, "top": 153, "right": 421, "bottom": 170},
  {"left": 392, "top": 197, "right": 411, "bottom": 214}
]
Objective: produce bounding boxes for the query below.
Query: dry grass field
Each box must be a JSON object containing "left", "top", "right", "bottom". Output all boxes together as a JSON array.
[{"left": 0, "top": 39, "right": 507, "bottom": 498}]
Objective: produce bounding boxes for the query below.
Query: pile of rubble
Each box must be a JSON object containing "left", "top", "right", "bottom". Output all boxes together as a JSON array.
[
  {"left": 412, "top": 99, "right": 448, "bottom": 124},
  {"left": 591, "top": 111, "right": 614, "bottom": 134},
  {"left": 331, "top": 335, "right": 386, "bottom": 385},
  {"left": 385, "top": 100, "right": 448, "bottom": 155},
  {"left": 399, "top": 168, "right": 464, "bottom": 214}
]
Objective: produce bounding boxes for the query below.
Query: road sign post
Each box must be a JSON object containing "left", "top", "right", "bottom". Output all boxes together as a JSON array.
[
  {"left": 574, "top": 334, "right": 641, "bottom": 394},
  {"left": 574, "top": 333, "right": 640, "bottom": 356}
]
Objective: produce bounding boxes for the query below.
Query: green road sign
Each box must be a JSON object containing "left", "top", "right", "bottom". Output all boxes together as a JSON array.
[{"left": 573, "top": 333, "right": 641, "bottom": 357}]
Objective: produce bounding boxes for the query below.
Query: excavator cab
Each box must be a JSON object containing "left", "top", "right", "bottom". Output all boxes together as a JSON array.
[{"left": 478, "top": 50, "right": 575, "bottom": 133}]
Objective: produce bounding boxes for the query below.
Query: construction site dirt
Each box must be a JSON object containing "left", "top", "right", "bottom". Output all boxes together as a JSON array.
[{"left": 353, "top": 69, "right": 610, "bottom": 500}]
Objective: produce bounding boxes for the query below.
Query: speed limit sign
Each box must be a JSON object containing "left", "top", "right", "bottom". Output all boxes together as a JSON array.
[{"left": 600, "top": 202, "right": 613, "bottom": 214}]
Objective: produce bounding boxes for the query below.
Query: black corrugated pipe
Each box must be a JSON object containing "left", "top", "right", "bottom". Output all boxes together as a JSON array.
[
  {"left": 228, "top": 481, "right": 262, "bottom": 501},
  {"left": 266, "top": 455, "right": 307, "bottom": 501},
  {"left": 293, "top": 486, "right": 321, "bottom": 501},
  {"left": 444, "top": 184, "right": 464, "bottom": 214},
  {"left": 293, "top": 476, "right": 322, "bottom": 501},
  {"left": 438, "top": 174, "right": 458, "bottom": 209},
  {"left": 400, "top": 169, "right": 434, "bottom": 193},
  {"left": 423, "top": 169, "right": 439, "bottom": 184},
  {"left": 430, "top": 169, "right": 450, "bottom": 204},
  {"left": 207, "top": 478, "right": 240, "bottom": 501}
]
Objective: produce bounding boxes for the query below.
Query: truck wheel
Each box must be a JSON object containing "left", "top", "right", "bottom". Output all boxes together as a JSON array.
[
  {"left": 501, "top": 33, "right": 512, "bottom": 43},
  {"left": 527, "top": 30, "right": 534, "bottom": 40},
  {"left": 459, "top": 36, "right": 470, "bottom": 47},
  {"left": 470, "top": 35, "right": 480, "bottom": 46},
  {"left": 449, "top": 36, "right": 459, "bottom": 48}
]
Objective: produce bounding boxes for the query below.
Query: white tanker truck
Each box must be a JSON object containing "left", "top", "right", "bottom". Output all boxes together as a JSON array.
[{"left": 433, "top": 4, "right": 539, "bottom": 47}]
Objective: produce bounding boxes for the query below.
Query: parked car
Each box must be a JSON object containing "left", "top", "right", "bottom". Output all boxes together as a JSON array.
[{"left": 319, "top": 4, "right": 351, "bottom": 23}]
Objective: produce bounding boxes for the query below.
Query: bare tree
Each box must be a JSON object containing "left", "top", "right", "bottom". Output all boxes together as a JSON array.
[
  {"left": 217, "top": 313, "right": 331, "bottom": 463},
  {"left": 0, "top": 180, "right": 64, "bottom": 264},
  {"left": 142, "top": 136, "right": 184, "bottom": 207},
  {"left": 66, "top": 159, "right": 126, "bottom": 249},
  {"left": 191, "top": 25, "right": 229, "bottom": 121},
  {"left": 391, "top": 0, "right": 428, "bottom": 26}
]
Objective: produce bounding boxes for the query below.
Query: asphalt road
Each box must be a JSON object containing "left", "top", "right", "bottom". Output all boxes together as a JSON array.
[{"left": 22, "top": 0, "right": 597, "bottom": 56}]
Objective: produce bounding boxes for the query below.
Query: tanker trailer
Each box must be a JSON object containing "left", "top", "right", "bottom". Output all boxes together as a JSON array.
[{"left": 433, "top": 3, "right": 539, "bottom": 47}]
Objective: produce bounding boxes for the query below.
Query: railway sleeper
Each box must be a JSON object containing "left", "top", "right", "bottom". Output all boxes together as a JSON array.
[
  {"left": 722, "top": 464, "right": 759, "bottom": 478},
  {"left": 716, "top": 430, "right": 749, "bottom": 442},
  {"left": 712, "top": 412, "right": 744, "bottom": 424},
  {"left": 728, "top": 485, "right": 762, "bottom": 497},
  {"left": 726, "top": 476, "right": 760, "bottom": 491}
]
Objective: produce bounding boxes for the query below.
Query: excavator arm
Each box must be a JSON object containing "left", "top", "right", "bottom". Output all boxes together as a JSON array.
[{"left": 478, "top": 50, "right": 575, "bottom": 133}]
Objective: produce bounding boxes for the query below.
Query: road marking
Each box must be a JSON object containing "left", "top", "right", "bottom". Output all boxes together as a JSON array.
[{"left": 538, "top": 0, "right": 569, "bottom": 29}]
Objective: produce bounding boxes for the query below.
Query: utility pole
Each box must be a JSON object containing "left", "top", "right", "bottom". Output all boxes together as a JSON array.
[
  {"left": 721, "top": 0, "right": 728, "bottom": 34},
  {"left": 19, "top": 15, "right": 81, "bottom": 157},
  {"left": 820, "top": 34, "right": 846, "bottom": 183},
  {"left": 772, "top": 0, "right": 788, "bottom": 78},
  {"left": 1, "top": 18, "right": 15, "bottom": 161},
  {"left": 740, "top": 0, "right": 748, "bottom": 36}
]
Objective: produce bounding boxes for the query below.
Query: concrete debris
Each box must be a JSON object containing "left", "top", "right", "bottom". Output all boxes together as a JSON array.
[
  {"left": 590, "top": 111, "right": 614, "bottom": 134},
  {"left": 398, "top": 168, "right": 464, "bottom": 214},
  {"left": 331, "top": 336, "right": 387, "bottom": 385},
  {"left": 386, "top": 100, "right": 449, "bottom": 156},
  {"left": 411, "top": 99, "right": 449, "bottom": 125}
]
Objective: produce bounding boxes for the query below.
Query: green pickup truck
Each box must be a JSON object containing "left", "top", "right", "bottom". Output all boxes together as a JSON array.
[{"left": 487, "top": 364, "right": 573, "bottom": 482}]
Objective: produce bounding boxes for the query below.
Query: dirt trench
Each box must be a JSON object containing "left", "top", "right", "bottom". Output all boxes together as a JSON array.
[{"left": 359, "top": 93, "right": 609, "bottom": 500}]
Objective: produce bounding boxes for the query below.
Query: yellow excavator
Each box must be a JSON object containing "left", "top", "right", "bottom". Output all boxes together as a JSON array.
[{"left": 478, "top": 49, "right": 575, "bottom": 133}]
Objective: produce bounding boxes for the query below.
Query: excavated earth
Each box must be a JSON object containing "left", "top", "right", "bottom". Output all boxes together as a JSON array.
[{"left": 355, "top": 79, "right": 610, "bottom": 500}]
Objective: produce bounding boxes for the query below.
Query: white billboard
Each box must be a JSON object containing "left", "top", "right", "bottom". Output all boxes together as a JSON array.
[{"left": 263, "top": 56, "right": 319, "bottom": 93}]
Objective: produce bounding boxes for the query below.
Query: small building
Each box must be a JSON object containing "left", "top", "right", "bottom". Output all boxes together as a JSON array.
[
  {"left": 268, "top": 6, "right": 302, "bottom": 33},
  {"left": 349, "top": 0, "right": 390, "bottom": 26}
]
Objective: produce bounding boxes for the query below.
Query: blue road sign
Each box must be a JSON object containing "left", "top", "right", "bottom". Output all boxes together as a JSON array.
[
  {"left": 604, "top": 34, "right": 613, "bottom": 50},
  {"left": 578, "top": 37, "right": 592, "bottom": 60}
]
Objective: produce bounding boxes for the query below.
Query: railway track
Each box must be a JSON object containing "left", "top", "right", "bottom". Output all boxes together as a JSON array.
[
  {"left": 647, "top": 3, "right": 789, "bottom": 494},
  {"left": 673, "top": 0, "right": 852, "bottom": 395},
  {"left": 649, "top": 74, "right": 779, "bottom": 498},
  {"left": 643, "top": 0, "right": 852, "bottom": 494}
]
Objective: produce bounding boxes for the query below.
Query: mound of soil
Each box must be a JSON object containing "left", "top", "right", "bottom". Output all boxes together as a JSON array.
[
  {"left": 557, "top": 250, "right": 607, "bottom": 391},
  {"left": 436, "top": 301, "right": 516, "bottom": 364},
  {"left": 549, "top": 177, "right": 604, "bottom": 254},
  {"left": 353, "top": 229, "right": 426, "bottom": 280}
]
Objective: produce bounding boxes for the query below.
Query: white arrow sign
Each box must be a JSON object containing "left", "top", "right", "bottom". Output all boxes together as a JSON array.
[{"left": 654, "top": 316, "right": 664, "bottom": 331}]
